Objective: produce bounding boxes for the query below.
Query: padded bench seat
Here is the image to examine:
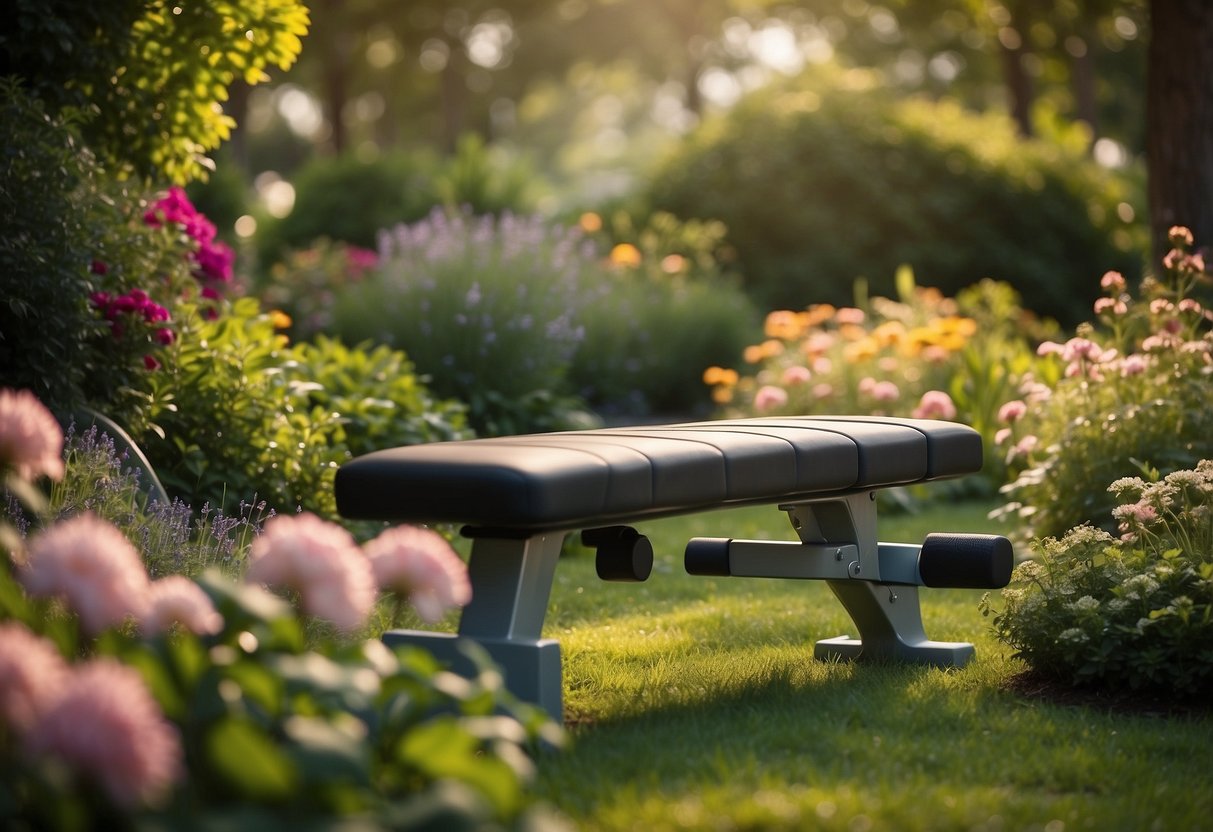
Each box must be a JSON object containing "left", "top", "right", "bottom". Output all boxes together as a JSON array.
[{"left": 335, "top": 416, "right": 982, "bottom": 531}]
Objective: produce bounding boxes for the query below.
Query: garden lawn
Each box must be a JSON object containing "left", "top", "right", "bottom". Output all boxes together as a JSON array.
[{"left": 515, "top": 499, "right": 1213, "bottom": 831}]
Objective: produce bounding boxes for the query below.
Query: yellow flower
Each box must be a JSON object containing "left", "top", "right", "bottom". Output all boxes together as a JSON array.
[
  {"left": 711, "top": 386, "right": 734, "bottom": 404},
  {"left": 579, "top": 212, "right": 603, "bottom": 233},
  {"left": 269, "top": 310, "right": 293, "bottom": 330},
  {"left": 609, "top": 243, "right": 642, "bottom": 268}
]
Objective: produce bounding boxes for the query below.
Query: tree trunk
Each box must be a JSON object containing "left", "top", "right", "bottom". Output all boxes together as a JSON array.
[
  {"left": 1146, "top": 0, "right": 1213, "bottom": 262},
  {"left": 999, "top": 27, "right": 1034, "bottom": 137}
]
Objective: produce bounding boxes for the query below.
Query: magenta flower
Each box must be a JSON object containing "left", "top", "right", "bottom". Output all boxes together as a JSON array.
[
  {"left": 22, "top": 514, "right": 150, "bottom": 635},
  {"left": 0, "top": 623, "right": 71, "bottom": 734},
  {"left": 365, "top": 526, "right": 471, "bottom": 624},
  {"left": 911, "top": 390, "right": 957, "bottom": 420},
  {"left": 194, "top": 239, "right": 235, "bottom": 284},
  {"left": 142, "top": 575, "right": 223, "bottom": 636},
  {"left": 0, "top": 388, "right": 65, "bottom": 482},
  {"left": 25, "top": 659, "right": 184, "bottom": 808},
  {"left": 753, "top": 384, "right": 789, "bottom": 412},
  {"left": 246, "top": 513, "right": 378, "bottom": 633}
]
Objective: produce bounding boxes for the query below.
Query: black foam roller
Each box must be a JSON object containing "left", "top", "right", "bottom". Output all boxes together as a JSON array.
[{"left": 918, "top": 533, "right": 1013, "bottom": 589}]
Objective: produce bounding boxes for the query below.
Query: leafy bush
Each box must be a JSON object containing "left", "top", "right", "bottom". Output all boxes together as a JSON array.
[
  {"left": 982, "top": 461, "right": 1213, "bottom": 696},
  {"left": 646, "top": 66, "right": 1143, "bottom": 324},
  {"left": 333, "top": 210, "right": 597, "bottom": 435},
  {"left": 142, "top": 297, "right": 468, "bottom": 519},
  {"left": 993, "top": 228, "right": 1213, "bottom": 541},
  {"left": 706, "top": 270, "right": 1050, "bottom": 489},
  {"left": 0, "top": 81, "right": 202, "bottom": 429},
  {"left": 257, "top": 238, "right": 381, "bottom": 340},
  {"left": 568, "top": 210, "right": 760, "bottom": 416},
  {"left": 0, "top": 395, "right": 564, "bottom": 829},
  {"left": 2, "top": 0, "right": 308, "bottom": 183},
  {"left": 259, "top": 137, "right": 540, "bottom": 267}
]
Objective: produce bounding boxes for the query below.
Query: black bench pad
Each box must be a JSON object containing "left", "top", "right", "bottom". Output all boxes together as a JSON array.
[{"left": 334, "top": 416, "right": 981, "bottom": 531}]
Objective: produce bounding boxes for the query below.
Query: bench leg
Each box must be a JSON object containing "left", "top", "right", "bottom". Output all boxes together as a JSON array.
[
  {"left": 382, "top": 532, "right": 566, "bottom": 721},
  {"left": 814, "top": 580, "right": 975, "bottom": 666},
  {"left": 784, "top": 496, "right": 976, "bottom": 667}
]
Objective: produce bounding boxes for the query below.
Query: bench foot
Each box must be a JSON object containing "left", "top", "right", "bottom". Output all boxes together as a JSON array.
[
  {"left": 814, "top": 635, "right": 975, "bottom": 667},
  {"left": 382, "top": 630, "right": 564, "bottom": 720}
]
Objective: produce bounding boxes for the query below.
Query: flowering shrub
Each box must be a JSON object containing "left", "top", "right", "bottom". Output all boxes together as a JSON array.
[
  {"left": 993, "top": 227, "right": 1213, "bottom": 540},
  {"left": 705, "top": 272, "right": 1045, "bottom": 487},
  {"left": 0, "top": 389, "right": 563, "bottom": 829},
  {"left": 982, "top": 461, "right": 1213, "bottom": 695},
  {"left": 567, "top": 210, "right": 760, "bottom": 416},
  {"left": 335, "top": 209, "right": 597, "bottom": 435}
]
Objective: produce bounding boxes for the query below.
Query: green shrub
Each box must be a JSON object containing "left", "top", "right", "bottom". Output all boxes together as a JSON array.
[
  {"left": 258, "top": 137, "right": 540, "bottom": 267},
  {"left": 993, "top": 228, "right": 1213, "bottom": 541},
  {"left": 646, "top": 67, "right": 1144, "bottom": 324},
  {"left": 332, "top": 210, "right": 597, "bottom": 436},
  {"left": 983, "top": 461, "right": 1213, "bottom": 696},
  {"left": 141, "top": 297, "right": 467, "bottom": 519}
]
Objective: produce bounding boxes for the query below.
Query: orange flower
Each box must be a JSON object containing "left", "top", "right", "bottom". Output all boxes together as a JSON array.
[
  {"left": 703, "top": 366, "right": 739, "bottom": 386},
  {"left": 579, "top": 212, "right": 603, "bottom": 233},
  {"left": 764, "top": 310, "right": 803, "bottom": 341},
  {"left": 269, "top": 309, "right": 293, "bottom": 330},
  {"left": 609, "top": 243, "right": 642, "bottom": 268}
]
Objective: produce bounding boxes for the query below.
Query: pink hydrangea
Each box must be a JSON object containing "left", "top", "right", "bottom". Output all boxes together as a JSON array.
[
  {"left": 911, "top": 390, "right": 957, "bottom": 420},
  {"left": 0, "top": 388, "right": 65, "bottom": 482},
  {"left": 22, "top": 514, "right": 150, "bottom": 634},
  {"left": 0, "top": 623, "right": 71, "bottom": 734},
  {"left": 246, "top": 513, "right": 378, "bottom": 633},
  {"left": 753, "top": 385, "right": 789, "bottom": 412},
  {"left": 143, "top": 575, "right": 223, "bottom": 636},
  {"left": 364, "top": 526, "right": 472, "bottom": 624},
  {"left": 25, "top": 659, "right": 183, "bottom": 808}
]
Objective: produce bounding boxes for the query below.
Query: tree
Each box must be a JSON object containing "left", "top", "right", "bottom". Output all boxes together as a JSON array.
[
  {"left": 0, "top": 0, "right": 309, "bottom": 183},
  {"left": 1145, "top": 0, "right": 1213, "bottom": 261}
]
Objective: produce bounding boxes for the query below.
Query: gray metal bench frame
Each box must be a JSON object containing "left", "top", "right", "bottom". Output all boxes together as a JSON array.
[{"left": 335, "top": 416, "right": 1012, "bottom": 720}]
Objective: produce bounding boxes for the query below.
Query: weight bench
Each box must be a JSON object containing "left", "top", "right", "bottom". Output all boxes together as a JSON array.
[{"left": 335, "top": 416, "right": 1013, "bottom": 720}]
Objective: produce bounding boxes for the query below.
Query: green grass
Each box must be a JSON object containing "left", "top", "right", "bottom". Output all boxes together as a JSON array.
[{"left": 521, "top": 499, "right": 1212, "bottom": 831}]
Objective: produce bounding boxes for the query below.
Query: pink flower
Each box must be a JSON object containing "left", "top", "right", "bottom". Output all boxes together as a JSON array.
[
  {"left": 1036, "top": 341, "right": 1064, "bottom": 357},
  {"left": 911, "top": 390, "right": 957, "bottom": 420},
  {"left": 781, "top": 365, "right": 812, "bottom": 386},
  {"left": 870, "top": 380, "right": 900, "bottom": 402},
  {"left": 346, "top": 246, "right": 379, "bottom": 278},
  {"left": 25, "top": 659, "right": 183, "bottom": 808},
  {"left": 835, "top": 307, "right": 866, "bottom": 325},
  {"left": 1012, "top": 435, "right": 1038, "bottom": 458},
  {"left": 0, "top": 623, "right": 71, "bottom": 734},
  {"left": 0, "top": 388, "right": 65, "bottom": 482},
  {"left": 997, "top": 400, "right": 1027, "bottom": 424},
  {"left": 365, "top": 526, "right": 472, "bottom": 624},
  {"left": 1168, "top": 226, "right": 1194, "bottom": 247},
  {"left": 142, "top": 575, "right": 223, "bottom": 636},
  {"left": 1120, "top": 354, "right": 1148, "bottom": 376},
  {"left": 22, "top": 514, "right": 151, "bottom": 634},
  {"left": 812, "top": 382, "right": 834, "bottom": 399},
  {"left": 1100, "top": 271, "right": 1126, "bottom": 292},
  {"left": 994, "top": 427, "right": 1013, "bottom": 446},
  {"left": 1093, "top": 297, "right": 1127, "bottom": 316},
  {"left": 753, "top": 385, "right": 789, "bottom": 412},
  {"left": 246, "top": 513, "right": 377, "bottom": 633}
]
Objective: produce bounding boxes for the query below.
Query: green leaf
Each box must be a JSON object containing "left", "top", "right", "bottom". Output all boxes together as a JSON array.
[{"left": 205, "top": 717, "right": 298, "bottom": 800}]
